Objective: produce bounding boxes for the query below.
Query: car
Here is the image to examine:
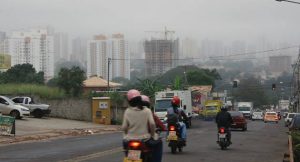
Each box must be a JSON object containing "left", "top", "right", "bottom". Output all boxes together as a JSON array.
[
  {"left": 12, "top": 96, "right": 51, "bottom": 118},
  {"left": 0, "top": 96, "right": 30, "bottom": 119},
  {"left": 264, "top": 112, "right": 279, "bottom": 123},
  {"left": 252, "top": 111, "right": 263, "bottom": 120},
  {"left": 229, "top": 111, "right": 247, "bottom": 131},
  {"left": 289, "top": 114, "right": 300, "bottom": 131},
  {"left": 285, "top": 113, "right": 300, "bottom": 127}
]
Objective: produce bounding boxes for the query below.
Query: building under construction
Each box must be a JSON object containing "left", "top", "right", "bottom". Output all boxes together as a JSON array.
[{"left": 144, "top": 38, "right": 179, "bottom": 77}]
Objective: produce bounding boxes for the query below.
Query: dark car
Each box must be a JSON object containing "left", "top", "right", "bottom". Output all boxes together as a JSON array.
[
  {"left": 229, "top": 111, "right": 247, "bottom": 131},
  {"left": 289, "top": 115, "right": 300, "bottom": 131}
]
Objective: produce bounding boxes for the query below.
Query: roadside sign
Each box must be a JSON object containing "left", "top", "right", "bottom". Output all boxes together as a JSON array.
[{"left": 0, "top": 115, "right": 15, "bottom": 136}]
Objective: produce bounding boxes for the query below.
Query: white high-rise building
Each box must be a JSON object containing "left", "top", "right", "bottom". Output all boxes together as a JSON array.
[
  {"left": 87, "top": 35, "right": 110, "bottom": 79},
  {"left": 8, "top": 28, "right": 54, "bottom": 80},
  {"left": 111, "top": 34, "right": 130, "bottom": 80},
  {"left": 87, "top": 34, "right": 130, "bottom": 80}
]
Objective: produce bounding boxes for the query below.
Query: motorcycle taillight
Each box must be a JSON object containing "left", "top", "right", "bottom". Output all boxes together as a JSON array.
[
  {"left": 220, "top": 128, "right": 225, "bottom": 134},
  {"left": 169, "top": 125, "right": 176, "bottom": 131},
  {"left": 129, "top": 141, "right": 141, "bottom": 148}
]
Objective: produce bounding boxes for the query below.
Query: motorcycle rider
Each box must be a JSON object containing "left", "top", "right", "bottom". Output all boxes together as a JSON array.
[
  {"left": 166, "top": 96, "right": 188, "bottom": 143},
  {"left": 141, "top": 95, "right": 165, "bottom": 162},
  {"left": 215, "top": 105, "right": 233, "bottom": 144},
  {"left": 122, "top": 89, "right": 156, "bottom": 149}
]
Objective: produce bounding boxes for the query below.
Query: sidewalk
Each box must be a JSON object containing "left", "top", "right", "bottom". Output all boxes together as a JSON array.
[{"left": 0, "top": 117, "right": 121, "bottom": 145}]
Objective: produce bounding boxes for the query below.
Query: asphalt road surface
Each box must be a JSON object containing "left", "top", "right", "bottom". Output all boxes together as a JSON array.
[{"left": 0, "top": 118, "right": 288, "bottom": 162}]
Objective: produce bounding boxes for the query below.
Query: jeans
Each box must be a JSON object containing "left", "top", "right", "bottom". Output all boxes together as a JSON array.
[
  {"left": 151, "top": 139, "right": 163, "bottom": 162},
  {"left": 179, "top": 122, "right": 187, "bottom": 140}
]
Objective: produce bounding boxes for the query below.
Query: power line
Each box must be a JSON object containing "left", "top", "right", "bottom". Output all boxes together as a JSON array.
[
  {"left": 109, "top": 45, "right": 299, "bottom": 61},
  {"left": 209, "top": 46, "right": 298, "bottom": 59}
]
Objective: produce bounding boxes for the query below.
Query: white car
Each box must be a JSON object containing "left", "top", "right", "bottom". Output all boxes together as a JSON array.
[
  {"left": 0, "top": 96, "right": 30, "bottom": 119},
  {"left": 285, "top": 113, "right": 300, "bottom": 127},
  {"left": 252, "top": 112, "right": 263, "bottom": 120}
]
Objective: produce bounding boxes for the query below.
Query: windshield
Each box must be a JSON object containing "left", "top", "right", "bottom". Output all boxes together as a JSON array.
[
  {"left": 238, "top": 107, "right": 250, "bottom": 111},
  {"left": 155, "top": 99, "right": 172, "bottom": 112},
  {"left": 0, "top": 96, "right": 15, "bottom": 105},
  {"left": 266, "top": 112, "right": 277, "bottom": 116},
  {"left": 206, "top": 106, "right": 217, "bottom": 111},
  {"left": 229, "top": 111, "right": 243, "bottom": 117},
  {"left": 289, "top": 114, "right": 295, "bottom": 118}
]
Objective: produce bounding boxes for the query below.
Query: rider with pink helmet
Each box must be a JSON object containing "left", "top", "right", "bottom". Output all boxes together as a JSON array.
[{"left": 122, "top": 89, "right": 155, "bottom": 140}]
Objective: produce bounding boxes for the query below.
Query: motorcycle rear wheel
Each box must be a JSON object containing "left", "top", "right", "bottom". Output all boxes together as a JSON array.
[{"left": 171, "top": 145, "right": 177, "bottom": 154}]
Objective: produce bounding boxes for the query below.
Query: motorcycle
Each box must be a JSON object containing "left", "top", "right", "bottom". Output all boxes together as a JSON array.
[
  {"left": 123, "top": 140, "right": 152, "bottom": 162},
  {"left": 217, "top": 127, "right": 230, "bottom": 150},
  {"left": 167, "top": 124, "right": 185, "bottom": 154}
]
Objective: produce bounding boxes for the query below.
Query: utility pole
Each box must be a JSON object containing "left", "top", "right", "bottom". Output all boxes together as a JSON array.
[{"left": 107, "top": 58, "right": 111, "bottom": 91}]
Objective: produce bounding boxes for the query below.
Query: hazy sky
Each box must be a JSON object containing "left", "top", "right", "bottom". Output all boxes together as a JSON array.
[{"left": 1, "top": 0, "right": 300, "bottom": 44}]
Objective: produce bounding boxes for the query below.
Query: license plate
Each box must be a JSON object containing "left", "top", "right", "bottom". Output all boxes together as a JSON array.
[
  {"left": 127, "top": 150, "right": 141, "bottom": 161},
  {"left": 168, "top": 131, "right": 178, "bottom": 141},
  {"left": 232, "top": 123, "right": 236, "bottom": 126},
  {"left": 219, "top": 133, "right": 226, "bottom": 138}
]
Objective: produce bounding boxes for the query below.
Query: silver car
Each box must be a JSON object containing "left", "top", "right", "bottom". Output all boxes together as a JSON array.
[{"left": 0, "top": 96, "right": 30, "bottom": 119}]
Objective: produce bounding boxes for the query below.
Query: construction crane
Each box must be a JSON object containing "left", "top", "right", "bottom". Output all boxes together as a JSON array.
[{"left": 145, "top": 27, "right": 175, "bottom": 40}]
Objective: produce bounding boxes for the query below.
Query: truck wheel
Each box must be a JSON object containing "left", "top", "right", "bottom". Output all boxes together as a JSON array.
[
  {"left": 10, "top": 110, "right": 21, "bottom": 119},
  {"left": 33, "top": 109, "right": 43, "bottom": 118}
]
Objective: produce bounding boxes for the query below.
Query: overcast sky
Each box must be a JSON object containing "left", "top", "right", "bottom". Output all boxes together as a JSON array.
[{"left": 1, "top": 0, "right": 300, "bottom": 45}]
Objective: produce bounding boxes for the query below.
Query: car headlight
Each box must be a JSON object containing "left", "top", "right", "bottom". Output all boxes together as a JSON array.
[{"left": 21, "top": 108, "right": 29, "bottom": 111}]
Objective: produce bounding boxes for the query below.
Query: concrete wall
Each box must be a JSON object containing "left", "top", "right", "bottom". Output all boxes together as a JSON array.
[{"left": 40, "top": 98, "right": 92, "bottom": 121}]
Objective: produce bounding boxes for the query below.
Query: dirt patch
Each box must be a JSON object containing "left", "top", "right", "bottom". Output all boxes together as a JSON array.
[{"left": 0, "top": 126, "right": 121, "bottom": 145}]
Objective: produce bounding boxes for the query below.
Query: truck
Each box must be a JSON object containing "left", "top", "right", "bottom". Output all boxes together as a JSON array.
[
  {"left": 237, "top": 102, "right": 253, "bottom": 118},
  {"left": 203, "top": 100, "right": 223, "bottom": 120},
  {"left": 154, "top": 90, "right": 193, "bottom": 128},
  {"left": 11, "top": 96, "right": 51, "bottom": 118}
]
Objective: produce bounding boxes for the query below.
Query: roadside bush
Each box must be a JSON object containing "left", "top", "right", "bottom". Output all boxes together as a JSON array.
[
  {"left": 0, "top": 84, "right": 65, "bottom": 99},
  {"left": 291, "top": 131, "right": 300, "bottom": 162}
]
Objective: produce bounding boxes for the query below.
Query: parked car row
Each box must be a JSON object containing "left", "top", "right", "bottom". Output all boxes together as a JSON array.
[{"left": 0, "top": 96, "right": 50, "bottom": 119}]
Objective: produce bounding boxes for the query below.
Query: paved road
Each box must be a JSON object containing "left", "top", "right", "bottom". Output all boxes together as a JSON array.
[{"left": 0, "top": 118, "right": 288, "bottom": 162}]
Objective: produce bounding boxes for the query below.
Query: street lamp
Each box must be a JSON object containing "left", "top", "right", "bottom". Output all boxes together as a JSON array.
[{"left": 276, "top": 0, "right": 300, "bottom": 4}]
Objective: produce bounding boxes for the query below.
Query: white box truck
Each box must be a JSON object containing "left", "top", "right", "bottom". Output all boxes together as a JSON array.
[
  {"left": 237, "top": 102, "right": 253, "bottom": 118},
  {"left": 154, "top": 90, "right": 193, "bottom": 128}
]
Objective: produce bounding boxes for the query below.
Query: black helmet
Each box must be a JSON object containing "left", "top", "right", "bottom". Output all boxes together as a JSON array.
[{"left": 220, "top": 105, "right": 227, "bottom": 111}]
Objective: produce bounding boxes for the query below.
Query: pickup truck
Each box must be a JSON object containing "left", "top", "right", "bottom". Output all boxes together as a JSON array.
[{"left": 11, "top": 97, "right": 51, "bottom": 118}]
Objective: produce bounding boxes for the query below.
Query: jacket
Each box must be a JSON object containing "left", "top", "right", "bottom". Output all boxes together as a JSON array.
[{"left": 216, "top": 110, "right": 233, "bottom": 128}]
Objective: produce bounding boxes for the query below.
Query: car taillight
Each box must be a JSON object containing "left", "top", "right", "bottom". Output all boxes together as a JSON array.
[
  {"left": 169, "top": 125, "right": 175, "bottom": 131},
  {"left": 220, "top": 128, "right": 225, "bottom": 134},
  {"left": 129, "top": 141, "right": 141, "bottom": 148}
]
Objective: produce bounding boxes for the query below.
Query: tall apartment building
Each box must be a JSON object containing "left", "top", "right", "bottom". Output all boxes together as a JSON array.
[
  {"left": 0, "top": 32, "right": 6, "bottom": 41},
  {"left": 71, "top": 37, "right": 87, "bottom": 67},
  {"left": 87, "top": 34, "right": 130, "bottom": 80},
  {"left": 0, "top": 32, "right": 8, "bottom": 55},
  {"left": 111, "top": 34, "right": 130, "bottom": 80},
  {"left": 144, "top": 38, "right": 179, "bottom": 77},
  {"left": 87, "top": 35, "right": 109, "bottom": 79},
  {"left": 8, "top": 28, "right": 54, "bottom": 80},
  {"left": 54, "top": 32, "right": 69, "bottom": 62}
]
